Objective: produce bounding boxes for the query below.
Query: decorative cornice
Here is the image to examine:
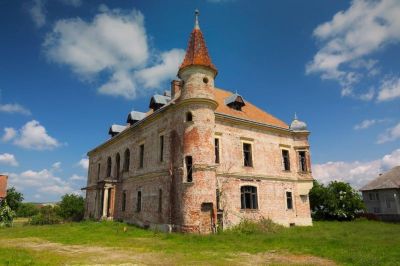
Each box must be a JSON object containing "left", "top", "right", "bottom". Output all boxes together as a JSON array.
[{"left": 216, "top": 171, "right": 313, "bottom": 183}]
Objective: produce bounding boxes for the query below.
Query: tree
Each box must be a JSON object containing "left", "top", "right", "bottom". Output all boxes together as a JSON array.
[
  {"left": 5, "top": 187, "right": 24, "bottom": 212},
  {"left": 0, "top": 200, "right": 15, "bottom": 227},
  {"left": 57, "top": 194, "right": 85, "bottom": 222},
  {"left": 16, "top": 203, "right": 39, "bottom": 217},
  {"left": 309, "top": 180, "right": 365, "bottom": 221}
]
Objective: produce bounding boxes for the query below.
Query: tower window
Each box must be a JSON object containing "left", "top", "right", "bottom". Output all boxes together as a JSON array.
[
  {"left": 136, "top": 191, "right": 142, "bottom": 212},
  {"left": 159, "top": 135, "right": 164, "bottom": 162},
  {"left": 286, "top": 191, "right": 293, "bottom": 210},
  {"left": 241, "top": 186, "right": 258, "bottom": 209},
  {"left": 215, "top": 138, "right": 220, "bottom": 164},
  {"left": 123, "top": 148, "right": 130, "bottom": 172},
  {"left": 203, "top": 77, "right": 209, "bottom": 84},
  {"left": 298, "top": 151, "right": 307, "bottom": 172},
  {"left": 139, "top": 144, "right": 144, "bottom": 168},
  {"left": 186, "top": 112, "right": 193, "bottom": 122},
  {"left": 243, "top": 143, "right": 253, "bottom": 167},
  {"left": 185, "top": 156, "right": 193, "bottom": 182},
  {"left": 282, "top": 150, "right": 290, "bottom": 171},
  {"left": 106, "top": 157, "right": 112, "bottom": 177}
]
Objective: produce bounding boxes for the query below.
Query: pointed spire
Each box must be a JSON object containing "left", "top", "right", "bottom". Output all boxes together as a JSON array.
[
  {"left": 294, "top": 112, "right": 298, "bottom": 120},
  {"left": 194, "top": 8, "right": 200, "bottom": 29},
  {"left": 178, "top": 9, "right": 217, "bottom": 78}
]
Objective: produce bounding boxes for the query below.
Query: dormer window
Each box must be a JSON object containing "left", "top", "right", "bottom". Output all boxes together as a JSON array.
[
  {"left": 149, "top": 94, "right": 171, "bottom": 111},
  {"left": 108, "top": 125, "right": 127, "bottom": 137},
  {"left": 127, "top": 111, "right": 146, "bottom": 125},
  {"left": 224, "top": 93, "right": 245, "bottom": 111}
]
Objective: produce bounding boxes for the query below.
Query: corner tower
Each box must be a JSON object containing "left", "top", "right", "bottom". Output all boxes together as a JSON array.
[{"left": 173, "top": 10, "right": 218, "bottom": 233}]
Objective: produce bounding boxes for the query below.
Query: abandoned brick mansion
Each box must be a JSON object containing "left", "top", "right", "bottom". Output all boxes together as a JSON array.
[{"left": 83, "top": 11, "right": 314, "bottom": 233}]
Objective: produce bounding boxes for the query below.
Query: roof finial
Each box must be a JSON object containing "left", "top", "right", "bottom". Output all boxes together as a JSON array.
[
  {"left": 194, "top": 9, "right": 200, "bottom": 29},
  {"left": 294, "top": 112, "right": 298, "bottom": 120}
]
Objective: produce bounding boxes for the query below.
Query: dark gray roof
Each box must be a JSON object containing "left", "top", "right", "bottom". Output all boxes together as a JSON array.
[
  {"left": 360, "top": 166, "right": 400, "bottom": 191},
  {"left": 127, "top": 111, "right": 146, "bottom": 124},
  {"left": 108, "top": 124, "right": 127, "bottom": 135},
  {"left": 164, "top": 90, "right": 171, "bottom": 97},
  {"left": 224, "top": 93, "right": 245, "bottom": 106}
]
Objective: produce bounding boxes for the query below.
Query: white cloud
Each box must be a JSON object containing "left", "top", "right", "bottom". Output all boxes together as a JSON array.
[
  {"left": 313, "top": 148, "right": 400, "bottom": 189},
  {"left": 29, "top": 0, "right": 46, "bottom": 28},
  {"left": 77, "top": 158, "right": 89, "bottom": 170},
  {"left": 354, "top": 118, "right": 386, "bottom": 130},
  {"left": 377, "top": 76, "right": 400, "bottom": 102},
  {"left": 0, "top": 153, "right": 18, "bottom": 167},
  {"left": 377, "top": 122, "right": 400, "bottom": 144},
  {"left": 0, "top": 103, "right": 31, "bottom": 115},
  {"left": 2, "top": 127, "right": 17, "bottom": 142},
  {"left": 70, "top": 174, "right": 85, "bottom": 181},
  {"left": 307, "top": 0, "right": 400, "bottom": 100},
  {"left": 3, "top": 120, "right": 60, "bottom": 150},
  {"left": 44, "top": 7, "right": 184, "bottom": 99}
]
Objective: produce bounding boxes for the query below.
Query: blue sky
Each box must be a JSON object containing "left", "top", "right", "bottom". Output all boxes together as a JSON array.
[{"left": 0, "top": 0, "right": 399, "bottom": 202}]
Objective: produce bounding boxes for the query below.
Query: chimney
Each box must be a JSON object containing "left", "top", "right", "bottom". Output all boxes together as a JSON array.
[{"left": 171, "top": 80, "right": 182, "bottom": 99}]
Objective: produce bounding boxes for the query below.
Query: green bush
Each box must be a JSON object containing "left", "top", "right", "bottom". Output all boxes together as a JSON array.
[
  {"left": 0, "top": 200, "right": 16, "bottom": 227},
  {"left": 57, "top": 194, "right": 85, "bottom": 222},
  {"left": 16, "top": 203, "right": 39, "bottom": 217},
  {"left": 28, "top": 205, "right": 62, "bottom": 225},
  {"left": 228, "top": 218, "right": 283, "bottom": 234},
  {"left": 5, "top": 187, "right": 23, "bottom": 212},
  {"left": 309, "top": 180, "right": 365, "bottom": 221}
]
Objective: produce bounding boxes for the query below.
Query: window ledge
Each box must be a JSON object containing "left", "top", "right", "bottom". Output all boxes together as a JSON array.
[{"left": 240, "top": 209, "right": 259, "bottom": 213}]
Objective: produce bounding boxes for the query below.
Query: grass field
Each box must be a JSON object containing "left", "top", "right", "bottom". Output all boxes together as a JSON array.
[{"left": 0, "top": 219, "right": 399, "bottom": 265}]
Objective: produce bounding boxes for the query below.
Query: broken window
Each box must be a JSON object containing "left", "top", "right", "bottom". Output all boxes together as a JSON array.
[
  {"left": 282, "top": 150, "right": 290, "bottom": 171},
  {"left": 106, "top": 157, "right": 112, "bottom": 177},
  {"left": 186, "top": 112, "right": 193, "bottom": 122},
  {"left": 139, "top": 144, "right": 144, "bottom": 168},
  {"left": 115, "top": 153, "right": 120, "bottom": 179},
  {"left": 243, "top": 143, "right": 253, "bottom": 167},
  {"left": 122, "top": 191, "right": 126, "bottom": 212},
  {"left": 215, "top": 138, "right": 220, "bottom": 164},
  {"left": 158, "top": 189, "right": 162, "bottom": 213},
  {"left": 286, "top": 191, "right": 293, "bottom": 210},
  {"left": 298, "top": 151, "right": 307, "bottom": 172},
  {"left": 241, "top": 186, "right": 258, "bottom": 209},
  {"left": 159, "top": 135, "right": 164, "bottom": 162},
  {"left": 186, "top": 156, "right": 193, "bottom": 182},
  {"left": 123, "top": 149, "right": 130, "bottom": 172},
  {"left": 136, "top": 191, "right": 142, "bottom": 212}
]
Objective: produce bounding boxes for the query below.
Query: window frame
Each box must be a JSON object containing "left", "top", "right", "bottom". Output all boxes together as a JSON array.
[
  {"left": 123, "top": 148, "right": 130, "bottom": 172},
  {"left": 106, "top": 157, "right": 112, "bottom": 178},
  {"left": 298, "top": 151, "right": 308, "bottom": 172},
  {"left": 122, "top": 190, "right": 126, "bottom": 212},
  {"left": 286, "top": 191, "right": 293, "bottom": 210},
  {"left": 185, "top": 156, "right": 193, "bottom": 182},
  {"left": 136, "top": 190, "right": 142, "bottom": 212},
  {"left": 242, "top": 142, "right": 253, "bottom": 167},
  {"left": 214, "top": 137, "right": 220, "bottom": 164},
  {"left": 159, "top": 135, "right": 164, "bottom": 162},
  {"left": 282, "top": 149, "right": 291, "bottom": 171},
  {"left": 139, "top": 144, "right": 145, "bottom": 168},
  {"left": 115, "top": 153, "right": 121, "bottom": 179},
  {"left": 240, "top": 186, "right": 258, "bottom": 210}
]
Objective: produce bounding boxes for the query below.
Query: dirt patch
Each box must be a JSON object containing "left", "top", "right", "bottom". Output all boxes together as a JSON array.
[{"left": 0, "top": 238, "right": 336, "bottom": 265}]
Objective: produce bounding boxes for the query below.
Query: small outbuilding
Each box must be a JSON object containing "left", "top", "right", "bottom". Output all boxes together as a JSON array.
[{"left": 360, "top": 166, "right": 400, "bottom": 222}]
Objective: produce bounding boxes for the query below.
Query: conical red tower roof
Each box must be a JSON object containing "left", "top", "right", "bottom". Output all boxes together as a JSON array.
[{"left": 178, "top": 10, "right": 217, "bottom": 77}]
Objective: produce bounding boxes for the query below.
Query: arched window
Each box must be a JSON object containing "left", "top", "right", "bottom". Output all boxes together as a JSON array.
[
  {"left": 115, "top": 153, "right": 120, "bottom": 179},
  {"left": 240, "top": 186, "right": 258, "bottom": 209},
  {"left": 106, "top": 157, "right": 112, "bottom": 177},
  {"left": 123, "top": 148, "right": 130, "bottom": 172},
  {"left": 186, "top": 112, "right": 193, "bottom": 122}
]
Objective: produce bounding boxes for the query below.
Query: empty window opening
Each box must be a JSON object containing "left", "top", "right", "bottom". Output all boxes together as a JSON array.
[
  {"left": 216, "top": 189, "right": 221, "bottom": 211},
  {"left": 159, "top": 135, "right": 164, "bottom": 162},
  {"left": 158, "top": 189, "right": 162, "bottom": 213},
  {"left": 298, "top": 151, "right": 307, "bottom": 172},
  {"left": 243, "top": 143, "right": 253, "bottom": 167},
  {"left": 282, "top": 150, "right": 290, "bottom": 171},
  {"left": 203, "top": 77, "right": 209, "bottom": 84},
  {"left": 186, "top": 156, "right": 193, "bottom": 182},
  {"left": 123, "top": 149, "right": 130, "bottom": 172},
  {"left": 186, "top": 112, "right": 193, "bottom": 122},
  {"left": 122, "top": 191, "right": 126, "bottom": 212},
  {"left": 136, "top": 191, "right": 142, "bottom": 212},
  {"left": 106, "top": 157, "right": 112, "bottom": 177},
  {"left": 139, "top": 144, "right": 144, "bottom": 168},
  {"left": 241, "top": 186, "right": 258, "bottom": 209},
  {"left": 215, "top": 138, "right": 220, "bottom": 164},
  {"left": 115, "top": 153, "right": 120, "bottom": 179},
  {"left": 97, "top": 163, "right": 101, "bottom": 180},
  {"left": 286, "top": 191, "right": 293, "bottom": 210}
]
